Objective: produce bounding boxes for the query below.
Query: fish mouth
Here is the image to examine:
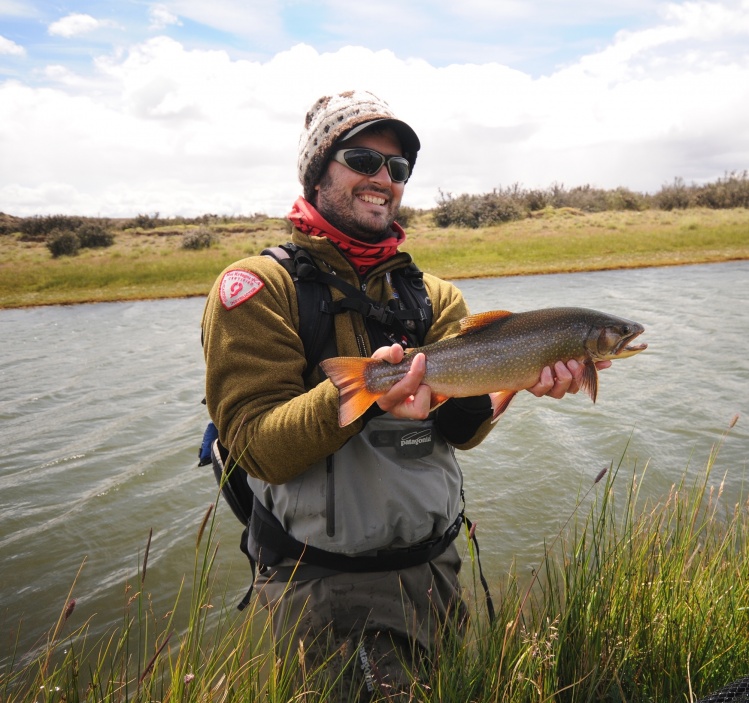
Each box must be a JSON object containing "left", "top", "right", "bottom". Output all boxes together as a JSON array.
[{"left": 614, "top": 327, "right": 647, "bottom": 357}]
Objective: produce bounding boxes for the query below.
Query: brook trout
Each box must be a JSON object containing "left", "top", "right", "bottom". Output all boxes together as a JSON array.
[{"left": 320, "top": 306, "right": 647, "bottom": 427}]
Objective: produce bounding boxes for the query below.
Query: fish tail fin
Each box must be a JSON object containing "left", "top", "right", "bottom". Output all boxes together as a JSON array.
[
  {"left": 320, "top": 357, "right": 382, "bottom": 427},
  {"left": 489, "top": 390, "right": 517, "bottom": 422}
]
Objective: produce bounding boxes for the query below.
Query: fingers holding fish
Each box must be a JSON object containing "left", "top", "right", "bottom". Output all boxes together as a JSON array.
[
  {"left": 527, "top": 361, "right": 576, "bottom": 399},
  {"left": 528, "top": 359, "right": 613, "bottom": 399},
  {"left": 371, "top": 342, "right": 406, "bottom": 364},
  {"left": 374, "top": 349, "right": 432, "bottom": 420}
]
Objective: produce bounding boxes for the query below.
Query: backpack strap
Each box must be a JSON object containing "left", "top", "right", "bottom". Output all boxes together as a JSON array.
[
  {"left": 390, "top": 263, "right": 433, "bottom": 346},
  {"left": 208, "top": 435, "right": 257, "bottom": 610},
  {"left": 263, "top": 242, "right": 433, "bottom": 356},
  {"left": 262, "top": 244, "right": 335, "bottom": 378}
]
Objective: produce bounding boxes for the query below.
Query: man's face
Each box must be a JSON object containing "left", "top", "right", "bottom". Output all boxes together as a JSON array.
[{"left": 314, "top": 128, "right": 406, "bottom": 242}]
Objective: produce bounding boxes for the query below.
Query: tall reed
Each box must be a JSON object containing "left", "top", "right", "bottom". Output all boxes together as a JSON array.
[{"left": 1, "top": 419, "right": 745, "bottom": 701}]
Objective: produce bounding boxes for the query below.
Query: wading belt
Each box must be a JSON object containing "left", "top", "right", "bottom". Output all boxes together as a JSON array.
[
  {"left": 250, "top": 497, "right": 463, "bottom": 575},
  {"left": 250, "top": 494, "right": 496, "bottom": 623}
]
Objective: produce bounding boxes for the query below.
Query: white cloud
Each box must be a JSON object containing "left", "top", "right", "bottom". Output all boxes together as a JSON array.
[
  {"left": 48, "top": 13, "right": 111, "bottom": 38},
  {"left": 0, "top": 34, "right": 25, "bottom": 56},
  {"left": 149, "top": 4, "right": 182, "bottom": 30},
  {"left": 2, "top": 1, "right": 749, "bottom": 218}
]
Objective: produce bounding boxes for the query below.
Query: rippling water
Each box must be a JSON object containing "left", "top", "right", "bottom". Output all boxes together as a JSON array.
[{"left": 1, "top": 261, "right": 747, "bottom": 662}]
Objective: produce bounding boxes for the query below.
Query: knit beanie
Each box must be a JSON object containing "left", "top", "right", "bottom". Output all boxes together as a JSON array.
[{"left": 297, "top": 90, "right": 421, "bottom": 201}]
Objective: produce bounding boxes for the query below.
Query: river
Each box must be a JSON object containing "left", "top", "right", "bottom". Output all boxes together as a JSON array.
[{"left": 1, "top": 261, "right": 747, "bottom": 663}]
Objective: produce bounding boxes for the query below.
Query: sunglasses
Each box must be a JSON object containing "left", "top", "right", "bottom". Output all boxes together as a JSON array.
[{"left": 331, "top": 148, "right": 411, "bottom": 183}]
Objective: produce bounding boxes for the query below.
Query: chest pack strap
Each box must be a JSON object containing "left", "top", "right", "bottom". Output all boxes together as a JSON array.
[{"left": 262, "top": 243, "right": 433, "bottom": 360}]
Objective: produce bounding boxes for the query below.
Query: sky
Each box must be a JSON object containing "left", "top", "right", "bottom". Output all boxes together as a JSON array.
[{"left": 1, "top": 0, "right": 748, "bottom": 218}]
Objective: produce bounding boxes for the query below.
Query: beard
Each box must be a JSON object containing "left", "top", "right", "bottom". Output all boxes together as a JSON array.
[{"left": 314, "top": 171, "right": 401, "bottom": 242}]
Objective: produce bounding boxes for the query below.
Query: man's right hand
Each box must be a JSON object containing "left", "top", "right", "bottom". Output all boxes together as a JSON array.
[{"left": 372, "top": 344, "right": 432, "bottom": 420}]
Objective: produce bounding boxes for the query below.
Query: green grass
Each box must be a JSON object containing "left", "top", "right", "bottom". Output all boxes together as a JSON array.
[
  {"left": 2, "top": 420, "right": 745, "bottom": 702},
  {"left": 1, "top": 208, "right": 748, "bottom": 308},
  {"left": 406, "top": 207, "right": 749, "bottom": 279}
]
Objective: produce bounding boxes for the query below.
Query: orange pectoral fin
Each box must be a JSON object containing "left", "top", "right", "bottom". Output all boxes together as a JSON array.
[
  {"left": 319, "top": 357, "right": 382, "bottom": 427},
  {"left": 489, "top": 390, "right": 517, "bottom": 422},
  {"left": 429, "top": 392, "right": 450, "bottom": 411}
]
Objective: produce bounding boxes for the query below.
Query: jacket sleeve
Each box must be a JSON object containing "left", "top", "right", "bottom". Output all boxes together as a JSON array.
[
  {"left": 201, "top": 257, "right": 361, "bottom": 485},
  {"left": 423, "top": 274, "right": 496, "bottom": 450}
]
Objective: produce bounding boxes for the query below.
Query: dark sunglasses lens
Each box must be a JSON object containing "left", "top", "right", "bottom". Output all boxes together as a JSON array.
[
  {"left": 344, "top": 149, "right": 384, "bottom": 176},
  {"left": 387, "top": 158, "right": 410, "bottom": 182}
]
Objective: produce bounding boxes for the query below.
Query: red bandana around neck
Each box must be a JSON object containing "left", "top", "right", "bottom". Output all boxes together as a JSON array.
[{"left": 287, "top": 196, "right": 406, "bottom": 274}]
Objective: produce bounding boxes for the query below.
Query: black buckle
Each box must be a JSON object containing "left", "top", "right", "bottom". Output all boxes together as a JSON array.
[{"left": 367, "top": 304, "right": 394, "bottom": 326}]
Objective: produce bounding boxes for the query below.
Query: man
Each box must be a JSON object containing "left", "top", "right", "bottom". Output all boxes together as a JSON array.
[{"left": 202, "top": 90, "right": 603, "bottom": 698}]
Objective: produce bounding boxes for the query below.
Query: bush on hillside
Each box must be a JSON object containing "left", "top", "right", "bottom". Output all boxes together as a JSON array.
[
  {"left": 654, "top": 177, "right": 693, "bottom": 210},
  {"left": 396, "top": 205, "right": 422, "bottom": 229},
  {"left": 433, "top": 189, "right": 526, "bottom": 228},
  {"left": 131, "top": 212, "right": 162, "bottom": 230},
  {"left": 77, "top": 222, "right": 115, "bottom": 249},
  {"left": 0, "top": 213, "right": 21, "bottom": 236},
  {"left": 20, "top": 215, "right": 84, "bottom": 241},
  {"left": 693, "top": 170, "right": 749, "bottom": 209},
  {"left": 46, "top": 229, "right": 81, "bottom": 257},
  {"left": 181, "top": 226, "right": 216, "bottom": 250}
]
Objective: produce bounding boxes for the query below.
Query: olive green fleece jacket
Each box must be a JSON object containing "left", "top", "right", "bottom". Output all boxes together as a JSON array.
[{"left": 201, "top": 229, "right": 494, "bottom": 485}]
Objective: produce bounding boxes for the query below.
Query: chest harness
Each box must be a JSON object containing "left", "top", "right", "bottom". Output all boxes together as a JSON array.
[{"left": 199, "top": 244, "right": 494, "bottom": 620}]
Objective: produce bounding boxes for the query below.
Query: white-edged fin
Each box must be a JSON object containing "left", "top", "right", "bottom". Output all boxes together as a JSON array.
[
  {"left": 459, "top": 310, "right": 513, "bottom": 335},
  {"left": 489, "top": 390, "right": 517, "bottom": 422},
  {"left": 430, "top": 392, "right": 450, "bottom": 411}
]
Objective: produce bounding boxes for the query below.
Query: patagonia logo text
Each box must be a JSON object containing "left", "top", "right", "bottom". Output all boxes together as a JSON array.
[
  {"left": 399, "top": 430, "right": 432, "bottom": 448},
  {"left": 369, "top": 426, "right": 435, "bottom": 459}
]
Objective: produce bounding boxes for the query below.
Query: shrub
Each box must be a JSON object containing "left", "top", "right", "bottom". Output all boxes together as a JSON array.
[
  {"left": 46, "top": 229, "right": 80, "bottom": 257},
  {"left": 605, "top": 186, "right": 650, "bottom": 211},
  {"left": 181, "top": 226, "right": 217, "bottom": 250},
  {"left": 523, "top": 188, "right": 552, "bottom": 212},
  {"left": 131, "top": 212, "right": 162, "bottom": 230},
  {"left": 553, "top": 184, "right": 611, "bottom": 212},
  {"left": 693, "top": 170, "right": 749, "bottom": 209},
  {"left": 77, "top": 223, "right": 115, "bottom": 249},
  {"left": 655, "top": 177, "right": 694, "bottom": 210},
  {"left": 433, "top": 191, "right": 478, "bottom": 228},
  {"left": 433, "top": 189, "right": 526, "bottom": 228},
  {"left": 396, "top": 205, "right": 420, "bottom": 229},
  {"left": 20, "top": 215, "right": 84, "bottom": 241},
  {"left": 0, "top": 212, "right": 21, "bottom": 236}
]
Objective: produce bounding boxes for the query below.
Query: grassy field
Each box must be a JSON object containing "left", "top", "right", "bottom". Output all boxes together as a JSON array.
[{"left": 1, "top": 207, "right": 748, "bottom": 308}]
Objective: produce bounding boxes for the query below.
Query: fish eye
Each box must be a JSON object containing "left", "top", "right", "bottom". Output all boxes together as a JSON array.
[{"left": 621, "top": 325, "right": 631, "bottom": 335}]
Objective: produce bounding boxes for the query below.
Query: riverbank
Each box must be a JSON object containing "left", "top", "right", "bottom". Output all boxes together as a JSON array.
[{"left": 1, "top": 207, "right": 748, "bottom": 308}]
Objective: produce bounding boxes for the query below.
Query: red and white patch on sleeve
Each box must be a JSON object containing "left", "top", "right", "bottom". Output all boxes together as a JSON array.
[{"left": 219, "top": 270, "right": 265, "bottom": 310}]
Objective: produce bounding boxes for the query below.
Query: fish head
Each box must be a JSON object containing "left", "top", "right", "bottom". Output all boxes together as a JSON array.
[{"left": 585, "top": 316, "right": 647, "bottom": 361}]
